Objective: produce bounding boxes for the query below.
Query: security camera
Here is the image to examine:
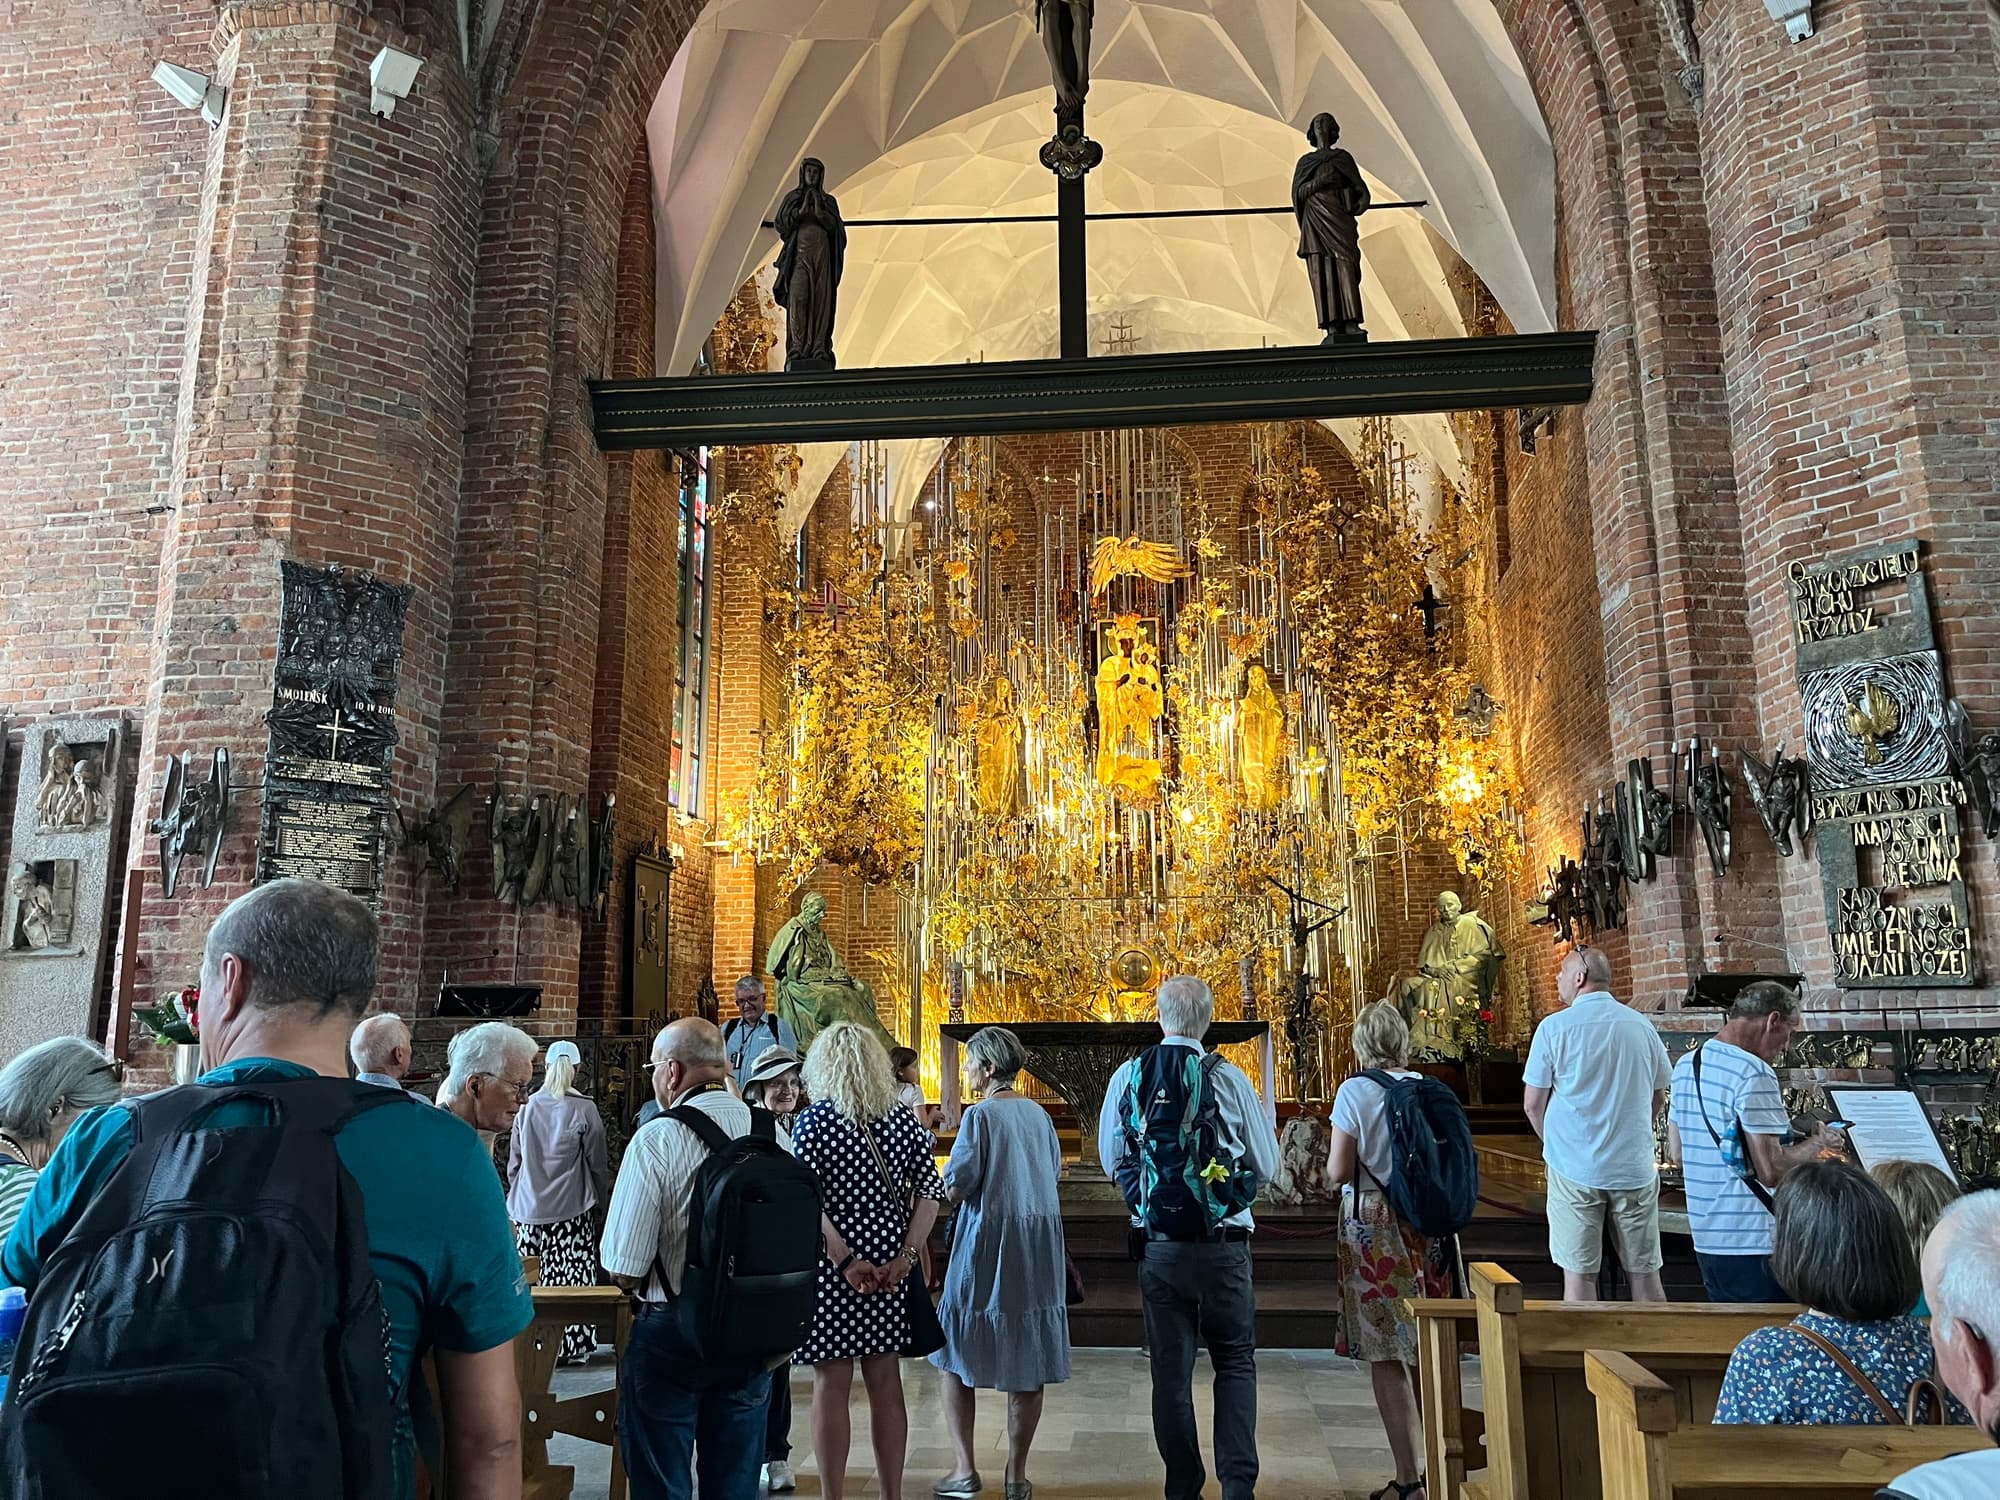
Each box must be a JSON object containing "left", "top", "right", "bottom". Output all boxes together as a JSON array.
[
  {"left": 150, "top": 60, "right": 226, "bottom": 129},
  {"left": 369, "top": 46, "right": 423, "bottom": 118}
]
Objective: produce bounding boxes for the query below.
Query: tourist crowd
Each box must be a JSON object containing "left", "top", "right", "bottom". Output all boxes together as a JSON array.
[{"left": 3, "top": 882, "right": 2000, "bottom": 1500}]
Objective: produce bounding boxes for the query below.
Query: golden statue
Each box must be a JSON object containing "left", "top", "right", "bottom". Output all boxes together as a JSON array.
[
  {"left": 1239, "top": 664, "right": 1287, "bottom": 810},
  {"left": 1095, "top": 618, "right": 1164, "bottom": 801},
  {"left": 975, "top": 675, "right": 1022, "bottom": 817}
]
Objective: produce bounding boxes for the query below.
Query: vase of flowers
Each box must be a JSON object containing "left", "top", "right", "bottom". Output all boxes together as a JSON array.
[{"left": 134, "top": 986, "right": 200, "bottom": 1083}]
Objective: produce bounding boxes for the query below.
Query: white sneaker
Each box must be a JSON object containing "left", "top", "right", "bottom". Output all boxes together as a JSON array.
[{"left": 766, "top": 1460, "right": 796, "bottom": 1492}]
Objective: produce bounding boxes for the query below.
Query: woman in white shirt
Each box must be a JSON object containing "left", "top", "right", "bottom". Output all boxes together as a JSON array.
[{"left": 1327, "top": 1001, "right": 1451, "bottom": 1500}]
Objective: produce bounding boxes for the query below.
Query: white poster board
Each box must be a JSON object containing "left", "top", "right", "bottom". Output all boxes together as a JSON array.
[{"left": 1824, "top": 1086, "right": 1959, "bottom": 1183}]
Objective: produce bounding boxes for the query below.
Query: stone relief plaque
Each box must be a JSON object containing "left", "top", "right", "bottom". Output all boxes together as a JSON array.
[
  {"left": 257, "top": 563, "right": 413, "bottom": 906},
  {"left": 1791, "top": 539, "right": 1977, "bottom": 987}
]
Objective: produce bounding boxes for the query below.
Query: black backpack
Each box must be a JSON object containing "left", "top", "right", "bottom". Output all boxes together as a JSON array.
[
  {"left": 1360, "top": 1069, "right": 1479, "bottom": 1238},
  {"left": 1114, "top": 1046, "right": 1261, "bottom": 1240},
  {"left": 662, "top": 1105, "right": 822, "bottom": 1368},
  {"left": 0, "top": 1077, "right": 405, "bottom": 1500}
]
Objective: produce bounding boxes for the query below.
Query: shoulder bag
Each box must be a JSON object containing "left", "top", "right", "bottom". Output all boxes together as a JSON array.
[
  {"left": 1788, "top": 1323, "right": 1945, "bottom": 1425},
  {"left": 1690, "top": 1043, "right": 1777, "bottom": 1213},
  {"left": 856, "top": 1113, "right": 947, "bottom": 1358}
]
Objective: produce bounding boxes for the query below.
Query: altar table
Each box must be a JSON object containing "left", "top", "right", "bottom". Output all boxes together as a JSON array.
[{"left": 940, "top": 1020, "right": 1276, "bottom": 1170}]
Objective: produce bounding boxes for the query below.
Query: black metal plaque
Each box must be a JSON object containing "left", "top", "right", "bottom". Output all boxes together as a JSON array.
[{"left": 258, "top": 563, "right": 413, "bottom": 906}]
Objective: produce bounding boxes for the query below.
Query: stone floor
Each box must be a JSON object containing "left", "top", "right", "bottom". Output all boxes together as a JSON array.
[{"left": 551, "top": 1348, "right": 1481, "bottom": 1499}]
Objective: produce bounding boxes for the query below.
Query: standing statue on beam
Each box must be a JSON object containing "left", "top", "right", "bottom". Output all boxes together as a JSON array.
[
  {"left": 1292, "top": 112, "right": 1372, "bottom": 343},
  {"left": 1035, "top": 0, "right": 1094, "bottom": 109},
  {"left": 773, "top": 158, "right": 848, "bottom": 373}
]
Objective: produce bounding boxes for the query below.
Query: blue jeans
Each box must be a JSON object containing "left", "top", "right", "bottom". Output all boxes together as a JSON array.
[
  {"left": 1697, "top": 1251, "right": 1786, "bottom": 1303},
  {"left": 618, "top": 1305, "right": 772, "bottom": 1500}
]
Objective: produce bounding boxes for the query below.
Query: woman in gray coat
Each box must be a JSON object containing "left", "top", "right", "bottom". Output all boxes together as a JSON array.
[{"left": 931, "top": 1027, "right": 1070, "bottom": 1500}]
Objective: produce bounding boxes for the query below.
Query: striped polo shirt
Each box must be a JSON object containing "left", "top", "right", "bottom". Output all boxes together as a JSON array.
[{"left": 1669, "top": 1038, "right": 1791, "bottom": 1255}]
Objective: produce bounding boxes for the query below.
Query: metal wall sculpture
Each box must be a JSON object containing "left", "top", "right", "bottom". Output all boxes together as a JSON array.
[
  {"left": 258, "top": 563, "right": 411, "bottom": 904},
  {"left": 153, "top": 748, "right": 230, "bottom": 897},
  {"left": 1789, "top": 539, "right": 1976, "bottom": 986}
]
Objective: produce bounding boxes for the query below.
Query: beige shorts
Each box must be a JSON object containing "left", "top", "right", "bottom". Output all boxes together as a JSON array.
[{"left": 1545, "top": 1166, "right": 1663, "bottom": 1275}]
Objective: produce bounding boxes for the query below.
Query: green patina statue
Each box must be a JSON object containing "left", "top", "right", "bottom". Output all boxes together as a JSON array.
[{"left": 766, "top": 891, "right": 895, "bottom": 1053}]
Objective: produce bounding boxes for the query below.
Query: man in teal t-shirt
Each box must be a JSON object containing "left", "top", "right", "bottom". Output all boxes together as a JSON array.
[{"left": 1, "top": 880, "right": 534, "bottom": 1499}]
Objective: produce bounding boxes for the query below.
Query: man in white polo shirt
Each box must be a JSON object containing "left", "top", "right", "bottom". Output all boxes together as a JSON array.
[
  {"left": 1523, "top": 945, "right": 1672, "bottom": 1302},
  {"left": 1666, "top": 980, "right": 1831, "bottom": 1303}
]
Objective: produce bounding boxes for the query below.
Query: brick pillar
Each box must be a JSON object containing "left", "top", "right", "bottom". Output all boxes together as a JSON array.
[
  {"left": 119, "top": 6, "right": 477, "bottom": 1015},
  {"left": 1700, "top": 0, "right": 2000, "bottom": 1008}
]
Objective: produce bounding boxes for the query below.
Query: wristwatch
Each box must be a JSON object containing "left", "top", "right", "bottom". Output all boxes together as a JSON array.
[
  {"left": 835, "top": 1251, "right": 858, "bottom": 1274},
  {"left": 902, "top": 1245, "right": 921, "bottom": 1267}
]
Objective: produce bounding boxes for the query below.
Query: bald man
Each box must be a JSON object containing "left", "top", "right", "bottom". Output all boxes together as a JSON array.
[
  {"left": 1523, "top": 945, "right": 1673, "bottom": 1302},
  {"left": 599, "top": 1018, "right": 797, "bottom": 1497}
]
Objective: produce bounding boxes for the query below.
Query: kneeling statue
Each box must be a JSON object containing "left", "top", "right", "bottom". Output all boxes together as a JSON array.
[{"left": 767, "top": 892, "right": 895, "bottom": 1053}]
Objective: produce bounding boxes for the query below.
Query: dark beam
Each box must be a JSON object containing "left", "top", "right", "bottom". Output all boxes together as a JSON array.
[
  {"left": 590, "top": 333, "right": 1598, "bottom": 450},
  {"left": 1058, "top": 173, "right": 1087, "bottom": 360}
]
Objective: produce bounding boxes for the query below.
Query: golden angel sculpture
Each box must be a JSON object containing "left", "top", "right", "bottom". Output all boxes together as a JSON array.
[
  {"left": 1090, "top": 535, "right": 1189, "bottom": 599},
  {"left": 975, "top": 675, "right": 1023, "bottom": 817},
  {"left": 1239, "top": 664, "right": 1288, "bottom": 810},
  {"left": 1095, "top": 617, "right": 1165, "bottom": 801}
]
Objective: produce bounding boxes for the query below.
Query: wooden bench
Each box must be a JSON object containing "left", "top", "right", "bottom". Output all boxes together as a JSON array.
[
  {"left": 1412, "top": 1263, "right": 1798, "bottom": 1500},
  {"left": 1587, "top": 1348, "right": 1986, "bottom": 1499}
]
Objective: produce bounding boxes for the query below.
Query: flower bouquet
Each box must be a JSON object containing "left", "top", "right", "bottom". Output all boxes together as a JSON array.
[{"left": 133, "top": 986, "right": 200, "bottom": 1046}]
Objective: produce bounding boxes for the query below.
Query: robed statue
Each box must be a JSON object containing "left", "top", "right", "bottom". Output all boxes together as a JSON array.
[
  {"left": 1239, "top": 664, "right": 1287, "bottom": 811},
  {"left": 1035, "top": 0, "right": 1094, "bottom": 110},
  {"left": 1399, "top": 890, "right": 1503, "bottom": 1055},
  {"left": 767, "top": 891, "right": 896, "bottom": 1053},
  {"left": 773, "top": 158, "right": 848, "bottom": 373},
  {"left": 1292, "top": 112, "right": 1371, "bottom": 342},
  {"left": 975, "top": 675, "right": 1023, "bottom": 818}
]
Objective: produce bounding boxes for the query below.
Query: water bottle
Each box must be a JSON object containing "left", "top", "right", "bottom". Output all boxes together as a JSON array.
[{"left": 0, "top": 1286, "right": 27, "bottom": 1404}]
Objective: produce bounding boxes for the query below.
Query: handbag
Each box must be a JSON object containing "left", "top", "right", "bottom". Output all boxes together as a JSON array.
[
  {"left": 1788, "top": 1324, "right": 1946, "bottom": 1425},
  {"left": 856, "top": 1113, "right": 948, "bottom": 1359}
]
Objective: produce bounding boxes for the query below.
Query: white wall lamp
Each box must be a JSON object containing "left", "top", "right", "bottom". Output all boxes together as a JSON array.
[
  {"left": 369, "top": 47, "right": 423, "bottom": 118},
  {"left": 1763, "top": 0, "right": 1815, "bottom": 41},
  {"left": 150, "top": 61, "right": 226, "bottom": 129}
]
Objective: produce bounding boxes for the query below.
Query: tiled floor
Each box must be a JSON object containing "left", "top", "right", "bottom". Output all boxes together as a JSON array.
[{"left": 552, "top": 1348, "right": 1480, "bottom": 1499}]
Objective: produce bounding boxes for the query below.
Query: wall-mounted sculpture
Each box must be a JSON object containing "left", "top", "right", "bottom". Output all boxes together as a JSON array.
[
  {"left": 488, "top": 784, "right": 539, "bottom": 904},
  {"left": 1742, "top": 746, "right": 1812, "bottom": 857},
  {"left": 587, "top": 793, "right": 616, "bottom": 920},
  {"left": 153, "top": 748, "right": 231, "bottom": 898},
  {"left": 1683, "top": 737, "right": 1732, "bottom": 876},
  {"left": 399, "top": 785, "right": 477, "bottom": 893}
]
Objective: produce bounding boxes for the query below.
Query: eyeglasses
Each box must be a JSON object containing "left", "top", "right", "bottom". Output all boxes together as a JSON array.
[{"left": 479, "top": 1074, "right": 533, "bottom": 1102}]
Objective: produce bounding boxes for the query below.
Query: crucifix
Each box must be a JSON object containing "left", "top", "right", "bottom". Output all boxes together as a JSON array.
[
  {"left": 318, "top": 709, "right": 351, "bottom": 761},
  {"left": 1413, "top": 582, "right": 1445, "bottom": 644}
]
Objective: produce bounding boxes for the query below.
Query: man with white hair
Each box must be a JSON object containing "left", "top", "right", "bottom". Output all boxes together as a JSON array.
[
  {"left": 1099, "top": 976, "right": 1280, "bottom": 1500},
  {"left": 1879, "top": 1191, "right": 2000, "bottom": 1498},
  {"left": 350, "top": 1011, "right": 412, "bottom": 1089},
  {"left": 600, "top": 1017, "right": 799, "bottom": 1498},
  {"left": 1523, "top": 944, "right": 1672, "bottom": 1302},
  {"left": 723, "top": 975, "right": 798, "bottom": 1090}
]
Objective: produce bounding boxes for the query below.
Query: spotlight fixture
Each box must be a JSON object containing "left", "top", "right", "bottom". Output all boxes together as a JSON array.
[
  {"left": 369, "top": 46, "right": 423, "bottom": 118},
  {"left": 150, "top": 60, "right": 226, "bottom": 129}
]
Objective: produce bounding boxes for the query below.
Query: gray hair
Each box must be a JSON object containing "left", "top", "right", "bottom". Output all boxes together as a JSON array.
[
  {"left": 349, "top": 1012, "right": 409, "bottom": 1073},
  {"left": 734, "top": 975, "right": 767, "bottom": 1003},
  {"left": 656, "top": 1021, "right": 727, "bottom": 1071},
  {"left": 966, "top": 1026, "right": 1026, "bottom": 1084},
  {"left": 443, "top": 1022, "right": 539, "bottom": 1095},
  {"left": 1727, "top": 980, "right": 1801, "bottom": 1023},
  {"left": 0, "top": 1037, "right": 120, "bottom": 1143},
  {"left": 1157, "top": 975, "right": 1214, "bottom": 1041},
  {"left": 1932, "top": 1191, "right": 2000, "bottom": 1346},
  {"left": 201, "top": 878, "right": 377, "bottom": 1021}
]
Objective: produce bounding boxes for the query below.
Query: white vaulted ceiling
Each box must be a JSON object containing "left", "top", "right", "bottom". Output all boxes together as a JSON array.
[{"left": 648, "top": 0, "right": 1557, "bottom": 380}]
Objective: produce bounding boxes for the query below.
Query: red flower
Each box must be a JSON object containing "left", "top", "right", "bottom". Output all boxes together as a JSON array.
[
  {"left": 1478, "top": 1009, "right": 1493, "bottom": 1023},
  {"left": 180, "top": 985, "right": 201, "bottom": 1034}
]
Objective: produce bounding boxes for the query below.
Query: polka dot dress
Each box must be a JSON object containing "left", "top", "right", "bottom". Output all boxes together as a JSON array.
[{"left": 791, "top": 1098, "right": 946, "bottom": 1364}]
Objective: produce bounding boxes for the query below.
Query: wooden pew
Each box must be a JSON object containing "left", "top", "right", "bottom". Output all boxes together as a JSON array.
[
  {"left": 1587, "top": 1348, "right": 1986, "bottom": 1499},
  {"left": 1412, "top": 1264, "right": 1798, "bottom": 1500}
]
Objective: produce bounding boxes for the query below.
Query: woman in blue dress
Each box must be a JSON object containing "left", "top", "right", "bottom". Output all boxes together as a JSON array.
[{"left": 931, "top": 1026, "right": 1071, "bottom": 1500}]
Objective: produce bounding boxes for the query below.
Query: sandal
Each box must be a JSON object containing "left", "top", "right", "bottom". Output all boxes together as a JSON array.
[
  {"left": 933, "top": 1475, "right": 982, "bottom": 1499},
  {"left": 1368, "top": 1481, "right": 1426, "bottom": 1500},
  {"left": 1004, "top": 1484, "right": 1033, "bottom": 1500}
]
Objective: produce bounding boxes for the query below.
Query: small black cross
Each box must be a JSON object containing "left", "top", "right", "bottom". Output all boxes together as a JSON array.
[{"left": 1413, "top": 583, "right": 1445, "bottom": 643}]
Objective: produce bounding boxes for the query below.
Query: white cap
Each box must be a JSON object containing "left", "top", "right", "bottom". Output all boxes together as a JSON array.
[{"left": 545, "top": 1040, "right": 581, "bottom": 1069}]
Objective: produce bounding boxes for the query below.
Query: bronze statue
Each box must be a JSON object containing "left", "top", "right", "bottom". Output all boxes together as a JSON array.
[
  {"left": 1742, "top": 746, "right": 1812, "bottom": 857},
  {"left": 588, "top": 792, "right": 617, "bottom": 920},
  {"left": 767, "top": 891, "right": 894, "bottom": 1052},
  {"left": 1628, "top": 754, "right": 1677, "bottom": 862},
  {"left": 400, "top": 784, "right": 477, "bottom": 893},
  {"left": 1400, "top": 890, "right": 1503, "bottom": 1055},
  {"left": 488, "top": 785, "right": 535, "bottom": 904},
  {"left": 152, "top": 748, "right": 230, "bottom": 897},
  {"left": 1291, "top": 113, "right": 1370, "bottom": 343},
  {"left": 1685, "top": 738, "right": 1732, "bottom": 876},
  {"left": 1035, "top": 0, "right": 1093, "bottom": 110},
  {"left": 773, "top": 159, "right": 848, "bottom": 373}
]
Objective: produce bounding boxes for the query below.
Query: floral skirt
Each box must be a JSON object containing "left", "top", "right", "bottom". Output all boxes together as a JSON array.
[
  {"left": 1336, "top": 1187, "right": 1450, "bottom": 1364},
  {"left": 516, "top": 1211, "right": 599, "bottom": 1363}
]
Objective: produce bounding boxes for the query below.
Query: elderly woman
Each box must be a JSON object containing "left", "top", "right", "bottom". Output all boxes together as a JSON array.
[
  {"left": 745, "top": 1046, "right": 806, "bottom": 1494},
  {"left": 506, "top": 1039, "right": 608, "bottom": 1363},
  {"left": 438, "top": 1020, "right": 539, "bottom": 1157},
  {"left": 1327, "top": 1001, "right": 1451, "bottom": 1500},
  {"left": 1873, "top": 1159, "right": 1961, "bottom": 1318},
  {"left": 1716, "top": 1160, "right": 1969, "bottom": 1424},
  {"left": 792, "top": 1022, "right": 946, "bottom": 1500},
  {"left": 0, "top": 1037, "right": 122, "bottom": 1240},
  {"left": 932, "top": 1026, "right": 1069, "bottom": 1500}
]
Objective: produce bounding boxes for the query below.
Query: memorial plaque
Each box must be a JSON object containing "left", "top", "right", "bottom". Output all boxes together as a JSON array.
[
  {"left": 1790, "top": 539, "right": 1977, "bottom": 987},
  {"left": 257, "top": 563, "right": 413, "bottom": 906},
  {"left": 629, "top": 851, "right": 671, "bottom": 1030}
]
